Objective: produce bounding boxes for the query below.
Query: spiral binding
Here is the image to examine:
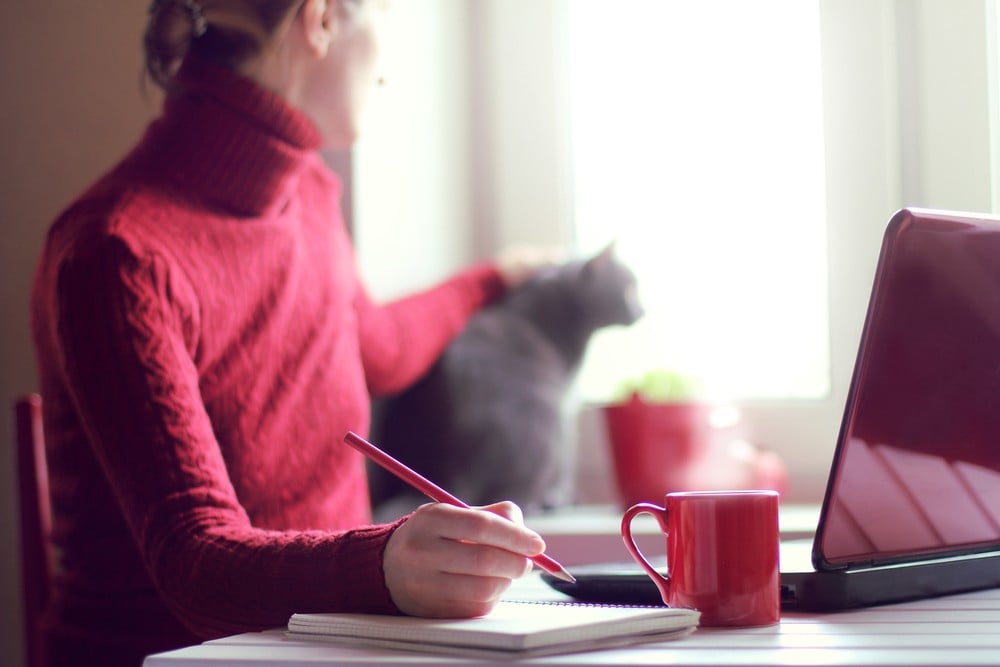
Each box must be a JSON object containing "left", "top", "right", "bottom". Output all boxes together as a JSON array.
[{"left": 506, "top": 599, "right": 667, "bottom": 610}]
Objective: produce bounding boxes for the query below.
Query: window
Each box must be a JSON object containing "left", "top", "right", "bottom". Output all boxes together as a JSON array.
[
  {"left": 567, "top": 0, "right": 828, "bottom": 402},
  {"left": 356, "top": 0, "right": 1000, "bottom": 500}
]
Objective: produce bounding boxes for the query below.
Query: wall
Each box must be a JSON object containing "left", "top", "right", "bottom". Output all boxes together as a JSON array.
[
  {"left": 0, "top": 3, "right": 159, "bottom": 666},
  {"left": 352, "top": 0, "right": 574, "bottom": 298},
  {"left": 353, "top": 0, "right": 475, "bottom": 298},
  {"left": 898, "top": 0, "right": 995, "bottom": 208}
]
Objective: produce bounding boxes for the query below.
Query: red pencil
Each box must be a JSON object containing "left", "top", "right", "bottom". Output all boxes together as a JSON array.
[{"left": 344, "top": 431, "right": 576, "bottom": 583}]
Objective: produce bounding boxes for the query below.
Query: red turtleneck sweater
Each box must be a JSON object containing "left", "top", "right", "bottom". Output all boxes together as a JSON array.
[{"left": 30, "top": 57, "right": 505, "bottom": 666}]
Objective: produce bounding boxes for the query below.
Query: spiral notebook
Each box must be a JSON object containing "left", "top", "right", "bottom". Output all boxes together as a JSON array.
[{"left": 287, "top": 600, "right": 699, "bottom": 658}]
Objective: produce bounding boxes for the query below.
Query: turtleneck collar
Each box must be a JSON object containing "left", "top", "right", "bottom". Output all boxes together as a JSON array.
[{"left": 130, "top": 55, "right": 325, "bottom": 218}]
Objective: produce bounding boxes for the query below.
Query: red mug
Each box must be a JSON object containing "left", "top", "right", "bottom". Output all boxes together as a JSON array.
[{"left": 620, "top": 490, "right": 780, "bottom": 627}]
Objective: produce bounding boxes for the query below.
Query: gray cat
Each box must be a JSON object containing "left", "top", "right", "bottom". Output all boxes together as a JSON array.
[{"left": 369, "top": 244, "right": 643, "bottom": 520}]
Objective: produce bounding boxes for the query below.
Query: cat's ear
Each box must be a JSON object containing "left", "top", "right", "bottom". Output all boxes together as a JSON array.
[{"left": 584, "top": 240, "right": 618, "bottom": 273}]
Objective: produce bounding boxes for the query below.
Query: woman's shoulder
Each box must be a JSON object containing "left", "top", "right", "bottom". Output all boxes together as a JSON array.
[
  {"left": 35, "top": 182, "right": 205, "bottom": 321},
  {"left": 34, "top": 180, "right": 205, "bottom": 333},
  {"left": 45, "top": 173, "right": 190, "bottom": 263}
]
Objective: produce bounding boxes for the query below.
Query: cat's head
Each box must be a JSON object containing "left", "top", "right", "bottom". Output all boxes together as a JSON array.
[{"left": 576, "top": 242, "right": 644, "bottom": 328}]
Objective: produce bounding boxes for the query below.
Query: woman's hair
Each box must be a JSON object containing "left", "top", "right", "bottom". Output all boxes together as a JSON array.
[{"left": 144, "top": 0, "right": 304, "bottom": 89}]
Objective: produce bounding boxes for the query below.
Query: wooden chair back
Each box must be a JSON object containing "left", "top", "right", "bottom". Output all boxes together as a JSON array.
[{"left": 13, "top": 393, "right": 52, "bottom": 667}]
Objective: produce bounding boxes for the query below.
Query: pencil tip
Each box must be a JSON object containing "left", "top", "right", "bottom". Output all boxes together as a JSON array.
[{"left": 553, "top": 567, "right": 576, "bottom": 584}]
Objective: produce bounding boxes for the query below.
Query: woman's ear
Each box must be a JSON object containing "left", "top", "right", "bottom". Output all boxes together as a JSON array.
[{"left": 299, "top": 0, "right": 337, "bottom": 58}]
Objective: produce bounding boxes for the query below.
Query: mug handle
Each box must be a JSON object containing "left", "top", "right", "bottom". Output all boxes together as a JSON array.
[{"left": 621, "top": 502, "right": 671, "bottom": 605}]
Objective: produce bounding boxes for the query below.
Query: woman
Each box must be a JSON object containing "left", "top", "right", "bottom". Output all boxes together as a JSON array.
[{"left": 30, "top": 1, "right": 548, "bottom": 665}]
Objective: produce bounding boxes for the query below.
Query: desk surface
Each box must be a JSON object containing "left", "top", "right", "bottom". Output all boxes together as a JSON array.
[{"left": 144, "top": 569, "right": 1000, "bottom": 667}]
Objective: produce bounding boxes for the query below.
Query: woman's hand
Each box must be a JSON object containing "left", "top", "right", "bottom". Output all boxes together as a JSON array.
[
  {"left": 383, "top": 501, "right": 545, "bottom": 618},
  {"left": 495, "top": 246, "right": 566, "bottom": 289}
]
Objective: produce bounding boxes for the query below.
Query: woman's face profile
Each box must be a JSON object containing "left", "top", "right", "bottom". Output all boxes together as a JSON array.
[{"left": 303, "top": 0, "right": 387, "bottom": 148}]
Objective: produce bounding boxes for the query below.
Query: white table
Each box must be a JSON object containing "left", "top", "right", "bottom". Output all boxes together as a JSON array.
[
  {"left": 143, "top": 504, "right": 1000, "bottom": 666},
  {"left": 144, "top": 571, "right": 1000, "bottom": 666}
]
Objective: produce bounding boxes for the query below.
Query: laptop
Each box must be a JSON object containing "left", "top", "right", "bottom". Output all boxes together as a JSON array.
[{"left": 544, "top": 207, "right": 1000, "bottom": 612}]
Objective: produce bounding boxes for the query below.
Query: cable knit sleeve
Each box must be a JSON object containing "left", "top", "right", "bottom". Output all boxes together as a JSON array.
[
  {"left": 49, "top": 234, "right": 401, "bottom": 638},
  {"left": 355, "top": 263, "right": 507, "bottom": 397}
]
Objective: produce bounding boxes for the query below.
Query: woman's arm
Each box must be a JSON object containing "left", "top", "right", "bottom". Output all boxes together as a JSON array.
[
  {"left": 47, "top": 236, "right": 399, "bottom": 637},
  {"left": 354, "top": 263, "right": 505, "bottom": 397}
]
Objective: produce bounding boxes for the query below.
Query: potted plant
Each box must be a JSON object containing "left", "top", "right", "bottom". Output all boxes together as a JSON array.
[{"left": 602, "top": 370, "right": 787, "bottom": 507}]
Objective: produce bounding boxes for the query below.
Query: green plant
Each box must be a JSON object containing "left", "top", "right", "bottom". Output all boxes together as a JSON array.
[{"left": 612, "top": 369, "right": 703, "bottom": 403}]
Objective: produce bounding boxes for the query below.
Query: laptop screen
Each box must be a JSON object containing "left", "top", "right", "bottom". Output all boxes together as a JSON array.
[{"left": 816, "top": 209, "right": 1000, "bottom": 568}]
